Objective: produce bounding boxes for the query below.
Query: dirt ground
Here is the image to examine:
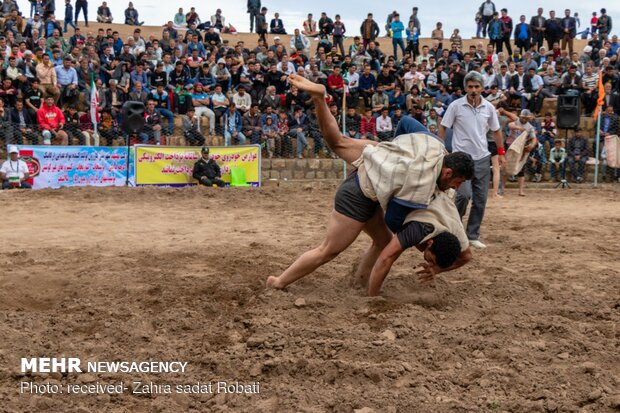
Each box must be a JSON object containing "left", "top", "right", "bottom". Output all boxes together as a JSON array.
[{"left": 0, "top": 184, "right": 619, "bottom": 413}]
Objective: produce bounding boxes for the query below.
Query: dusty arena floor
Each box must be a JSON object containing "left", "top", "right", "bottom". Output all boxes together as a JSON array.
[{"left": 0, "top": 184, "right": 619, "bottom": 413}]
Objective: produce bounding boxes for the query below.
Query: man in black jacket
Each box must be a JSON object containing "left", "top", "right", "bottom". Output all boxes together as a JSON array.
[
  {"left": 360, "top": 13, "right": 380, "bottom": 48},
  {"left": 544, "top": 10, "right": 562, "bottom": 50},
  {"left": 193, "top": 147, "right": 226, "bottom": 187},
  {"left": 509, "top": 64, "right": 532, "bottom": 109},
  {"left": 10, "top": 99, "right": 38, "bottom": 144},
  {"left": 529, "top": 8, "right": 546, "bottom": 50},
  {"left": 560, "top": 9, "right": 577, "bottom": 55},
  {"left": 514, "top": 15, "right": 532, "bottom": 55}
]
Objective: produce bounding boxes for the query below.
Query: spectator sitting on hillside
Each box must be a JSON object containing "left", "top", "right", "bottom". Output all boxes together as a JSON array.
[
  {"left": 182, "top": 107, "right": 205, "bottom": 146},
  {"left": 99, "top": 110, "right": 120, "bottom": 146},
  {"left": 148, "top": 84, "right": 174, "bottom": 136},
  {"left": 10, "top": 99, "right": 38, "bottom": 145},
  {"left": 376, "top": 107, "right": 393, "bottom": 141},
  {"left": 141, "top": 101, "right": 163, "bottom": 144},
  {"left": 191, "top": 83, "right": 216, "bottom": 136},
  {"left": 243, "top": 103, "right": 262, "bottom": 145},
  {"left": 302, "top": 13, "right": 319, "bottom": 37},
  {"left": 173, "top": 8, "right": 185, "bottom": 28},
  {"left": 232, "top": 85, "right": 252, "bottom": 114},
  {"left": 288, "top": 106, "right": 309, "bottom": 158},
  {"left": 270, "top": 12, "right": 286, "bottom": 34},
  {"left": 306, "top": 106, "right": 326, "bottom": 158},
  {"left": 97, "top": 1, "right": 114, "bottom": 23},
  {"left": 223, "top": 103, "right": 246, "bottom": 146},
  {"left": 62, "top": 104, "right": 86, "bottom": 145},
  {"left": 345, "top": 107, "right": 361, "bottom": 139},
  {"left": 124, "top": 2, "right": 143, "bottom": 26},
  {"left": 360, "top": 108, "right": 377, "bottom": 140},
  {"left": 539, "top": 112, "right": 557, "bottom": 151},
  {"left": 210, "top": 9, "right": 225, "bottom": 32},
  {"left": 36, "top": 96, "right": 67, "bottom": 145},
  {"left": 185, "top": 7, "right": 200, "bottom": 27}
]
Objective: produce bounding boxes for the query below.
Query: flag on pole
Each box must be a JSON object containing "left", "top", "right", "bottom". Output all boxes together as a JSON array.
[
  {"left": 592, "top": 69, "right": 605, "bottom": 119},
  {"left": 90, "top": 73, "right": 99, "bottom": 125}
]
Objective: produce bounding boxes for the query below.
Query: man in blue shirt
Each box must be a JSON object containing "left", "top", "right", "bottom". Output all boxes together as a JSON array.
[
  {"left": 223, "top": 103, "right": 246, "bottom": 146},
  {"left": 390, "top": 13, "right": 406, "bottom": 60},
  {"left": 514, "top": 15, "right": 531, "bottom": 55},
  {"left": 487, "top": 12, "right": 505, "bottom": 53},
  {"left": 55, "top": 56, "right": 78, "bottom": 106},
  {"left": 191, "top": 83, "right": 216, "bottom": 136},
  {"left": 359, "top": 66, "right": 377, "bottom": 109},
  {"left": 130, "top": 63, "right": 149, "bottom": 93}
]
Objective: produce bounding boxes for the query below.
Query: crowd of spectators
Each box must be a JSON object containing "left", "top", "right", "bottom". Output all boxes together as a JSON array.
[{"left": 0, "top": 1, "right": 618, "bottom": 180}]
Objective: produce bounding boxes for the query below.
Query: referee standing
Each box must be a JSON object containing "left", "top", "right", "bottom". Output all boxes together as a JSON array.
[{"left": 439, "top": 71, "right": 505, "bottom": 249}]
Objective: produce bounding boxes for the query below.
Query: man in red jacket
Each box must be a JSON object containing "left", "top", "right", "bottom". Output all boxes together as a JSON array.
[
  {"left": 327, "top": 66, "right": 345, "bottom": 106},
  {"left": 37, "top": 96, "right": 69, "bottom": 145}
]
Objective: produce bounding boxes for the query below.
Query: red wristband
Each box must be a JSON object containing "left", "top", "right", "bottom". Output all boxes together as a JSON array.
[{"left": 497, "top": 147, "right": 506, "bottom": 156}]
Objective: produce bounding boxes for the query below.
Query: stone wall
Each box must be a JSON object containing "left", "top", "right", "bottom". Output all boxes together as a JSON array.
[{"left": 261, "top": 158, "right": 346, "bottom": 181}]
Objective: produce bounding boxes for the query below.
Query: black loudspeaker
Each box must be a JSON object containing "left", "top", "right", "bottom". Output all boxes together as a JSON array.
[
  {"left": 121, "top": 101, "right": 146, "bottom": 134},
  {"left": 557, "top": 95, "right": 580, "bottom": 129}
]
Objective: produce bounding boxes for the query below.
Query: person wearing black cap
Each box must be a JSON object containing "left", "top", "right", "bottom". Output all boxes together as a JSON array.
[{"left": 192, "top": 147, "right": 225, "bottom": 187}]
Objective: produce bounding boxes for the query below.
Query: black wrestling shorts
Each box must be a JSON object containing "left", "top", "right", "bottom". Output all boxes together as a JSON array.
[
  {"left": 334, "top": 172, "right": 380, "bottom": 222},
  {"left": 488, "top": 140, "right": 498, "bottom": 156}
]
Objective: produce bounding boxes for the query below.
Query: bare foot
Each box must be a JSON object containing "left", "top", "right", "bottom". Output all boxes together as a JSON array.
[
  {"left": 492, "top": 193, "right": 503, "bottom": 199},
  {"left": 288, "top": 73, "right": 326, "bottom": 97},
  {"left": 518, "top": 193, "right": 526, "bottom": 197},
  {"left": 266, "top": 276, "right": 284, "bottom": 289}
]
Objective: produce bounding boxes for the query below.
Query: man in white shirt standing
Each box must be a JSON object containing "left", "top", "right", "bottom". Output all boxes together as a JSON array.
[
  {"left": 1, "top": 146, "right": 31, "bottom": 189},
  {"left": 439, "top": 71, "right": 505, "bottom": 249}
]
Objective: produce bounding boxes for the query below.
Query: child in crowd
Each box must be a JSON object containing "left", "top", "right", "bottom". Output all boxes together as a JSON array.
[
  {"left": 540, "top": 112, "right": 557, "bottom": 153},
  {"left": 406, "top": 24, "right": 420, "bottom": 59},
  {"left": 262, "top": 115, "right": 279, "bottom": 158},
  {"left": 431, "top": 22, "right": 444, "bottom": 49},
  {"left": 276, "top": 110, "right": 290, "bottom": 158},
  {"left": 450, "top": 28, "right": 462, "bottom": 51},
  {"left": 360, "top": 108, "right": 377, "bottom": 140},
  {"left": 549, "top": 140, "right": 567, "bottom": 181}
]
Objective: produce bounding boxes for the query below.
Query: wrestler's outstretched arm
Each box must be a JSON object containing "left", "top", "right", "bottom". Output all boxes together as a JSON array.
[{"left": 287, "top": 74, "right": 377, "bottom": 164}]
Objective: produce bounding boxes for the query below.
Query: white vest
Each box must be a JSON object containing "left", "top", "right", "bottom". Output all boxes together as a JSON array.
[{"left": 403, "top": 189, "right": 469, "bottom": 250}]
